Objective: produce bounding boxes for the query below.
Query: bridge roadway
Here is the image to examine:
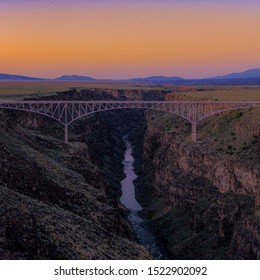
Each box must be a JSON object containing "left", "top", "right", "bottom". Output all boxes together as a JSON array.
[{"left": 0, "top": 100, "right": 259, "bottom": 143}]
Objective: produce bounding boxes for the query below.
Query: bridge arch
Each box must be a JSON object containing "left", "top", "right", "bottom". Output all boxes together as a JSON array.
[
  {"left": 0, "top": 106, "right": 65, "bottom": 125},
  {"left": 66, "top": 106, "right": 193, "bottom": 125},
  {"left": 65, "top": 106, "right": 196, "bottom": 143}
]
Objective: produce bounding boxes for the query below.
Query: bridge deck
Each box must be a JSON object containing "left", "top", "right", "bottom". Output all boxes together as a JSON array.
[
  {"left": 0, "top": 100, "right": 259, "bottom": 143},
  {"left": 1, "top": 100, "right": 259, "bottom": 104}
]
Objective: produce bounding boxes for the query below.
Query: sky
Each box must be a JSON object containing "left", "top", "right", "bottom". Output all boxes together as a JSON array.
[{"left": 1, "top": 0, "right": 260, "bottom": 79}]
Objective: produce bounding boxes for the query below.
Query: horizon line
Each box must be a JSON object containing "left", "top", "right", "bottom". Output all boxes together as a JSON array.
[{"left": 1, "top": 67, "right": 260, "bottom": 81}]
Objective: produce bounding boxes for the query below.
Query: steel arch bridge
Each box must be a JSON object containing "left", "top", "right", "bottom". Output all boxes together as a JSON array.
[{"left": 0, "top": 100, "right": 259, "bottom": 143}]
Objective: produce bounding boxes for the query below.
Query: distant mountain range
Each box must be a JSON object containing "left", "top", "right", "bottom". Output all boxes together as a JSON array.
[
  {"left": 208, "top": 68, "right": 260, "bottom": 79},
  {"left": 1, "top": 68, "right": 260, "bottom": 83},
  {"left": 127, "top": 76, "right": 184, "bottom": 82},
  {"left": 0, "top": 73, "right": 184, "bottom": 82},
  {"left": 55, "top": 75, "right": 96, "bottom": 81},
  {"left": 0, "top": 73, "right": 45, "bottom": 81}
]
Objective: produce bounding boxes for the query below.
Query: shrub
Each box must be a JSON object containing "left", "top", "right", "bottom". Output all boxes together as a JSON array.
[{"left": 227, "top": 145, "right": 233, "bottom": 150}]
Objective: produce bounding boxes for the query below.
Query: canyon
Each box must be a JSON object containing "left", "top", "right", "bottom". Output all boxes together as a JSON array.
[{"left": 0, "top": 88, "right": 259, "bottom": 259}]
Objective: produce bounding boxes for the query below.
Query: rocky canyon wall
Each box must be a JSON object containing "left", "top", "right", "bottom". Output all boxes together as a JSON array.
[
  {"left": 0, "top": 89, "right": 152, "bottom": 259},
  {"left": 136, "top": 107, "right": 260, "bottom": 259}
]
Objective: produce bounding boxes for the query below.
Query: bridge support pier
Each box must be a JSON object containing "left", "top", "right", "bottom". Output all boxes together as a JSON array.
[
  {"left": 65, "top": 124, "right": 68, "bottom": 144},
  {"left": 192, "top": 123, "right": 197, "bottom": 142}
]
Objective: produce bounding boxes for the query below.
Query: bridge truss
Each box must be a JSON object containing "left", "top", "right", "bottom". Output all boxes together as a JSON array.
[{"left": 0, "top": 100, "right": 259, "bottom": 143}]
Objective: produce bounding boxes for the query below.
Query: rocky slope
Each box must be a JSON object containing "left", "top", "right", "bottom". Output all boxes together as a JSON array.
[
  {"left": 135, "top": 107, "right": 260, "bottom": 259},
  {"left": 0, "top": 89, "right": 154, "bottom": 260}
]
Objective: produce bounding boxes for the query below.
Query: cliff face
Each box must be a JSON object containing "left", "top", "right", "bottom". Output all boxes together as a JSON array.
[{"left": 136, "top": 108, "right": 260, "bottom": 259}]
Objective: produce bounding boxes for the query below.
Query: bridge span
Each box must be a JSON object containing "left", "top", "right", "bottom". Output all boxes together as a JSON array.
[{"left": 0, "top": 100, "right": 259, "bottom": 143}]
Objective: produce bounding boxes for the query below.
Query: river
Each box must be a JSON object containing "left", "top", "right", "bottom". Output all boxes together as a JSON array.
[{"left": 119, "top": 137, "right": 166, "bottom": 259}]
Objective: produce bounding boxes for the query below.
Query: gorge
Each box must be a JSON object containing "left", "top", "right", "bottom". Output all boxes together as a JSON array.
[{"left": 0, "top": 88, "right": 259, "bottom": 260}]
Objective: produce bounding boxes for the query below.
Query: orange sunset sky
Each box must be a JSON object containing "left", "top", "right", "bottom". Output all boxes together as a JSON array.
[{"left": 1, "top": 0, "right": 260, "bottom": 79}]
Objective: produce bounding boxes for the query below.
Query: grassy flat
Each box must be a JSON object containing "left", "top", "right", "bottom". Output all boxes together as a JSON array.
[{"left": 169, "top": 86, "right": 260, "bottom": 101}]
